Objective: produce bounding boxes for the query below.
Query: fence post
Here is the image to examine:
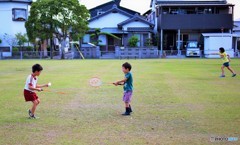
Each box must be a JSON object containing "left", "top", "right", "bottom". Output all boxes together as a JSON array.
[
  {"left": 40, "top": 51, "right": 42, "bottom": 59},
  {"left": 115, "top": 46, "right": 119, "bottom": 59},
  {"left": 159, "top": 50, "right": 162, "bottom": 58},
  {"left": 21, "top": 51, "right": 23, "bottom": 60},
  {"left": 96, "top": 46, "right": 100, "bottom": 58}
]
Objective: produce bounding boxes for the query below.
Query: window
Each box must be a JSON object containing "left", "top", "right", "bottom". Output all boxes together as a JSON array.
[
  {"left": 0, "top": 47, "right": 11, "bottom": 52},
  {"left": 97, "top": 9, "right": 105, "bottom": 15},
  {"left": 12, "top": 8, "right": 27, "bottom": 21}
]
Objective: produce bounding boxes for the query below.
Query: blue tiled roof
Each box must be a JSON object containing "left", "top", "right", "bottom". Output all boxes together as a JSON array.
[
  {"left": 118, "top": 14, "right": 154, "bottom": 28},
  {"left": 0, "top": 0, "right": 32, "bottom": 3}
]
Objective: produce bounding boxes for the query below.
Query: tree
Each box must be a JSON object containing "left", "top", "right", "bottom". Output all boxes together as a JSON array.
[
  {"left": 3, "top": 33, "right": 18, "bottom": 49},
  {"left": 90, "top": 28, "right": 121, "bottom": 46},
  {"left": 128, "top": 35, "right": 139, "bottom": 47},
  {"left": 15, "top": 32, "right": 28, "bottom": 51},
  {"left": 25, "top": 0, "right": 89, "bottom": 59},
  {"left": 0, "top": 38, "right": 2, "bottom": 44}
]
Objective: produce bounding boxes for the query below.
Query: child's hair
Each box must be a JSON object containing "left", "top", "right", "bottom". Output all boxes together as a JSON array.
[
  {"left": 219, "top": 47, "right": 225, "bottom": 53},
  {"left": 122, "top": 62, "right": 132, "bottom": 71},
  {"left": 32, "top": 64, "right": 43, "bottom": 73}
]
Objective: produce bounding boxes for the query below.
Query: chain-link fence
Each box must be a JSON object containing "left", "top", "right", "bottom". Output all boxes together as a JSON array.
[{"left": 0, "top": 50, "right": 239, "bottom": 60}]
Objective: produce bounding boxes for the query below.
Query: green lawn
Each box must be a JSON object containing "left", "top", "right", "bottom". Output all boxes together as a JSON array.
[{"left": 0, "top": 59, "right": 239, "bottom": 145}]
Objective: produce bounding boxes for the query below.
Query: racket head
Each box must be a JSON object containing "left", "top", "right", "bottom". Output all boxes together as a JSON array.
[{"left": 89, "top": 77, "right": 102, "bottom": 87}]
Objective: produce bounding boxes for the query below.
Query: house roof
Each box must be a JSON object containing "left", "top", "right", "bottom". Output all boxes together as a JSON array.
[
  {"left": 0, "top": 0, "right": 32, "bottom": 4},
  {"left": 89, "top": 0, "right": 139, "bottom": 18},
  {"left": 127, "top": 27, "right": 154, "bottom": 32},
  {"left": 89, "top": 1, "right": 120, "bottom": 11},
  {"left": 88, "top": 27, "right": 124, "bottom": 34},
  {"left": 118, "top": 14, "right": 155, "bottom": 28},
  {"left": 142, "top": 9, "right": 152, "bottom": 17},
  {"left": 150, "top": 0, "right": 231, "bottom": 7},
  {"left": 89, "top": 5, "right": 134, "bottom": 22}
]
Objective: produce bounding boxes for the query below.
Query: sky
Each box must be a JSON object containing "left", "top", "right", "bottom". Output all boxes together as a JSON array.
[{"left": 79, "top": 0, "right": 240, "bottom": 20}]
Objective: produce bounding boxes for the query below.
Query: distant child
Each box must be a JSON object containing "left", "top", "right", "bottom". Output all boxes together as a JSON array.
[
  {"left": 114, "top": 62, "right": 133, "bottom": 116},
  {"left": 211, "top": 47, "right": 236, "bottom": 78},
  {"left": 24, "top": 64, "right": 49, "bottom": 119}
]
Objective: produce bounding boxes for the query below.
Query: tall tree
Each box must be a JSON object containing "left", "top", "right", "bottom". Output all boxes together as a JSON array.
[{"left": 25, "top": 0, "right": 89, "bottom": 59}]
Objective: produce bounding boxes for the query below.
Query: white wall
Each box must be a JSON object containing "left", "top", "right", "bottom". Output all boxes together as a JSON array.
[
  {"left": 0, "top": 2, "right": 29, "bottom": 47},
  {"left": 150, "top": 0, "right": 158, "bottom": 33},
  {"left": 99, "top": 35, "right": 107, "bottom": 45},
  {"left": 204, "top": 36, "right": 234, "bottom": 58},
  {"left": 0, "top": 2, "right": 30, "bottom": 57},
  {"left": 122, "top": 21, "right": 149, "bottom": 31},
  {"left": 83, "top": 34, "right": 90, "bottom": 43},
  {"left": 89, "top": 13, "right": 130, "bottom": 28}
]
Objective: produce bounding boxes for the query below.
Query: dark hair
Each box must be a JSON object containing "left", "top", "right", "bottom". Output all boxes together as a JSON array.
[
  {"left": 32, "top": 64, "right": 43, "bottom": 73},
  {"left": 219, "top": 47, "right": 225, "bottom": 53},
  {"left": 122, "top": 62, "right": 132, "bottom": 71}
]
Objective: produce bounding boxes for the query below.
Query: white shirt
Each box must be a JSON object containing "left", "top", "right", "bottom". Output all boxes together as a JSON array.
[{"left": 24, "top": 74, "right": 38, "bottom": 92}]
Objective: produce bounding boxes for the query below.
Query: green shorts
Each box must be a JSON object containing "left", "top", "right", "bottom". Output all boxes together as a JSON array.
[{"left": 223, "top": 62, "right": 229, "bottom": 67}]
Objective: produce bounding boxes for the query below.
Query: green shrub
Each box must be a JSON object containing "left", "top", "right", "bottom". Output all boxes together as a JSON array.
[
  {"left": 12, "top": 47, "right": 19, "bottom": 52},
  {"left": 26, "top": 46, "right": 33, "bottom": 51},
  {"left": 145, "top": 38, "right": 153, "bottom": 47},
  {"left": 23, "top": 53, "right": 29, "bottom": 59},
  {"left": 128, "top": 36, "right": 139, "bottom": 47}
]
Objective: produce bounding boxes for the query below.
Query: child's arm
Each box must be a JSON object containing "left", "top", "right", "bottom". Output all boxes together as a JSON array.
[
  {"left": 36, "top": 84, "right": 49, "bottom": 88},
  {"left": 209, "top": 52, "right": 224, "bottom": 57},
  {"left": 113, "top": 78, "right": 127, "bottom": 86},
  {"left": 29, "top": 84, "right": 48, "bottom": 91},
  {"left": 28, "top": 85, "right": 43, "bottom": 91},
  {"left": 227, "top": 54, "right": 231, "bottom": 62},
  {"left": 210, "top": 52, "right": 220, "bottom": 55}
]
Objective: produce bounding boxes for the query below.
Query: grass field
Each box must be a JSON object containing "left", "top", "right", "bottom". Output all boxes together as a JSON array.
[{"left": 0, "top": 59, "right": 239, "bottom": 145}]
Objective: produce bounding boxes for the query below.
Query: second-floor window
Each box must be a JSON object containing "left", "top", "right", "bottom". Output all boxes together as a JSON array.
[{"left": 12, "top": 8, "right": 27, "bottom": 21}]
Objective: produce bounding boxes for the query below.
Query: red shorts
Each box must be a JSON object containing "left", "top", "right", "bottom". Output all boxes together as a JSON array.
[{"left": 24, "top": 89, "right": 38, "bottom": 102}]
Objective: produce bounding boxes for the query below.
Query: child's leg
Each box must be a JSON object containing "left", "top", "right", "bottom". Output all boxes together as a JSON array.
[
  {"left": 221, "top": 65, "right": 225, "bottom": 76},
  {"left": 31, "top": 99, "right": 40, "bottom": 115},
  {"left": 129, "top": 104, "right": 132, "bottom": 112},
  {"left": 122, "top": 102, "right": 131, "bottom": 115},
  {"left": 125, "top": 102, "right": 129, "bottom": 108},
  {"left": 227, "top": 66, "right": 236, "bottom": 74}
]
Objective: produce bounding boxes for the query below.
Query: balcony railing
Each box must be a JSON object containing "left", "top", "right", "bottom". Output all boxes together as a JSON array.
[{"left": 158, "top": 14, "right": 233, "bottom": 29}]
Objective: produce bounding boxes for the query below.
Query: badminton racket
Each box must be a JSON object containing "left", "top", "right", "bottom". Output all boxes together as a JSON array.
[{"left": 89, "top": 77, "right": 114, "bottom": 87}]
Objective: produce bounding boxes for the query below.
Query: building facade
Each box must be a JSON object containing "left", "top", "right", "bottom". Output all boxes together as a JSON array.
[
  {"left": 148, "top": 0, "right": 234, "bottom": 53},
  {"left": 83, "top": 0, "right": 154, "bottom": 54},
  {"left": 0, "top": 0, "right": 32, "bottom": 56}
]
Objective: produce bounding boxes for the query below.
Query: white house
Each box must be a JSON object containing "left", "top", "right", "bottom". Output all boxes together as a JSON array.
[
  {"left": 0, "top": 0, "right": 32, "bottom": 57},
  {"left": 84, "top": 1, "right": 154, "bottom": 53}
]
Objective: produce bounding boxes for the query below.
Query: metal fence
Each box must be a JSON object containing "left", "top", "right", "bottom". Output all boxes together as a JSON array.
[
  {"left": 0, "top": 50, "right": 239, "bottom": 60},
  {"left": 115, "top": 47, "right": 159, "bottom": 59}
]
